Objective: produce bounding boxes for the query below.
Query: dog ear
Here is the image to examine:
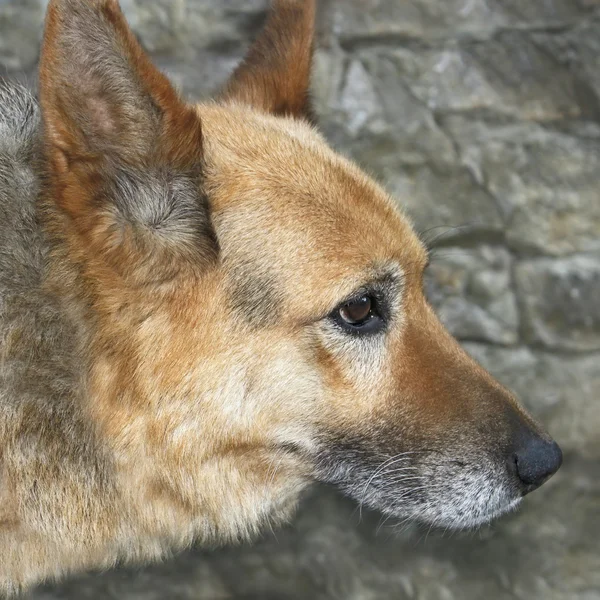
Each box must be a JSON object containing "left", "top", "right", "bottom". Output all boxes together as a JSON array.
[
  {"left": 40, "top": 0, "right": 202, "bottom": 169},
  {"left": 39, "top": 0, "right": 216, "bottom": 282},
  {"left": 220, "top": 0, "right": 316, "bottom": 122}
]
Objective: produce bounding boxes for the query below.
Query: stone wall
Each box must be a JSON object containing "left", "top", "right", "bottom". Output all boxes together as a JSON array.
[{"left": 1, "top": 1, "right": 599, "bottom": 599}]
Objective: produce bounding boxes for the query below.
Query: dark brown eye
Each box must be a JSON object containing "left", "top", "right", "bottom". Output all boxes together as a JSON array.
[
  {"left": 330, "top": 292, "right": 385, "bottom": 335},
  {"left": 339, "top": 295, "right": 372, "bottom": 325}
]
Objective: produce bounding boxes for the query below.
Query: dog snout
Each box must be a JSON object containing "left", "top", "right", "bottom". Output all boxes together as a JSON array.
[{"left": 508, "top": 425, "right": 562, "bottom": 494}]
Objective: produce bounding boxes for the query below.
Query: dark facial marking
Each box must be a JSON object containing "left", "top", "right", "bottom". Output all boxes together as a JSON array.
[{"left": 228, "top": 260, "right": 282, "bottom": 327}]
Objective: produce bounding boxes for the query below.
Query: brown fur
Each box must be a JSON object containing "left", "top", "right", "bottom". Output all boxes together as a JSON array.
[
  {"left": 0, "top": 0, "right": 560, "bottom": 593},
  {"left": 220, "top": 0, "right": 316, "bottom": 120}
]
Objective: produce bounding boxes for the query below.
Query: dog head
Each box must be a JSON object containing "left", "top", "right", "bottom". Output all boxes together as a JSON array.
[{"left": 39, "top": 0, "right": 561, "bottom": 541}]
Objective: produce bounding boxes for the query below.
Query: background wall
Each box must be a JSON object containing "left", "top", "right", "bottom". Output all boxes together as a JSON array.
[{"left": 1, "top": 0, "right": 599, "bottom": 598}]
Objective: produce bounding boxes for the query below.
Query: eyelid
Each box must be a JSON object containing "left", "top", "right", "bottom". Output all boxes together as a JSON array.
[
  {"left": 305, "top": 269, "right": 403, "bottom": 327},
  {"left": 340, "top": 286, "right": 376, "bottom": 307}
]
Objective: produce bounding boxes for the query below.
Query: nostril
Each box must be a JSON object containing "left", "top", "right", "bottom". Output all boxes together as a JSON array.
[{"left": 514, "top": 438, "right": 562, "bottom": 492}]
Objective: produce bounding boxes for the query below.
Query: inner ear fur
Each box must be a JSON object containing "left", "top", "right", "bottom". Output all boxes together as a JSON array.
[
  {"left": 40, "top": 0, "right": 203, "bottom": 168},
  {"left": 39, "top": 0, "right": 216, "bottom": 282},
  {"left": 220, "top": 0, "right": 317, "bottom": 121}
]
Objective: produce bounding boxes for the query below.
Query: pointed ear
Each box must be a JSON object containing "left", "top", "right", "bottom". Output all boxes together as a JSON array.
[
  {"left": 39, "top": 0, "right": 216, "bottom": 284},
  {"left": 39, "top": 0, "right": 202, "bottom": 171},
  {"left": 220, "top": 0, "right": 316, "bottom": 121}
]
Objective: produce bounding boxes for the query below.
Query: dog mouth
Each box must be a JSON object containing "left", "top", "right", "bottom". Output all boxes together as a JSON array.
[
  {"left": 406, "top": 478, "right": 523, "bottom": 529},
  {"left": 314, "top": 445, "right": 526, "bottom": 530},
  {"left": 366, "top": 478, "right": 521, "bottom": 530}
]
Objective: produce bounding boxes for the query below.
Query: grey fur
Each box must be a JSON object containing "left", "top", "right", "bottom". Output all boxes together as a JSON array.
[
  {"left": 50, "top": 0, "right": 161, "bottom": 155},
  {"left": 109, "top": 168, "right": 218, "bottom": 270},
  {"left": 228, "top": 259, "right": 282, "bottom": 327},
  {"left": 0, "top": 80, "right": 115, "bottom": 594}
]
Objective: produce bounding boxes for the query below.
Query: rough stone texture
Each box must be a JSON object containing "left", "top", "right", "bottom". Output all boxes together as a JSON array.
[
  {"left": 442, "top": 117, "right": 600, "bottom": 256},
  {"left": 425, "top": 246, "right": 518, "bottom": 345},
  {"left": 1, "top": 0, "right": 598, "bottom": 598},
  {"left": 516, "top": 255, "right": 600, "bottom": 352}
]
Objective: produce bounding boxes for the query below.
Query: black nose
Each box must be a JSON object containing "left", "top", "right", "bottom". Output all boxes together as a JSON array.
[{"left": 513, "top": 435, "right": 562, "bottom": 493}]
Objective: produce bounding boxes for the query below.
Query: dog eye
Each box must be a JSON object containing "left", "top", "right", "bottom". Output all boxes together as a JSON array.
[
  {"left": 331, "top": 293, "right": 385, "bottom": 335},
  {"left": 339, "top": 295, "right": 372, "bottom": 324}
]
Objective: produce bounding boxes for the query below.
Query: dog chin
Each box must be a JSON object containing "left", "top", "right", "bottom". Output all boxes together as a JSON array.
[
  {"left": 430, "top": 496, "right": 522, "bottom": 530},
  {"left": 403, "top": 490, "right": 523, "bottom": 531}
]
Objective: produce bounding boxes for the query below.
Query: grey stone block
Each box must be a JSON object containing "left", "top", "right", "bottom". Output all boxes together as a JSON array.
[
  {"left": 515, "top": 255, "right": 600, "bottom": 352},
  {"left": 425, "top": 246, "right": 518, "bottom": 345},
  {"left": 0, "top": 0, "right": 45, "bottom": 73},
  {"left": 386, "top": 34, "right": 581, "bottom": 120},
  {"left": 443, "top": 117, "right": 600, "bottom": 256},
  {"left": 331, "top": 0, "right": 599, "bottom": 42}
]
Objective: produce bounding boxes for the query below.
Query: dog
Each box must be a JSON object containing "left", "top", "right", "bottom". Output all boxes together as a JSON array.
[{"left": 0, "top": 0, "right": 562, "bottom": 593}]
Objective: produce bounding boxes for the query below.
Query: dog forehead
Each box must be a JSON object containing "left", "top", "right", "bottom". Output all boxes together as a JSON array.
[{"left": 199, "top": 103, "right": 425, "bottom": 267}]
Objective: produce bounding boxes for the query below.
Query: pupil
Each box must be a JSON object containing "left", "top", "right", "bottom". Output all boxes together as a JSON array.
[{"left": 340, "top": 296, "right": 372, "bottom": 324}]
